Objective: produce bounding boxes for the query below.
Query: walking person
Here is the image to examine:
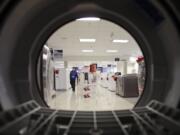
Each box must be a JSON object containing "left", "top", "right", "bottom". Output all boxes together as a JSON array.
[{"left": 70, "top": 67, "right": 78, "bottom": 92}]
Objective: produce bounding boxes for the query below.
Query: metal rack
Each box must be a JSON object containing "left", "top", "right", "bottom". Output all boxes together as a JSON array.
[{"left": 0, "top": 100, "right": 179, "bottom": 135}]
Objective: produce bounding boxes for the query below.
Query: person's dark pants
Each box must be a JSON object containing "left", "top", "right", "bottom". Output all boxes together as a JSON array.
[{"left": 70, "top": 79, "right": 76, "bottom": 91}]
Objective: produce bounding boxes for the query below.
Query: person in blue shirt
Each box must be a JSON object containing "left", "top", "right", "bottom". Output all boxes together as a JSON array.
[{"left": 70, "top": 67, "right": 78, "bottom": 92}]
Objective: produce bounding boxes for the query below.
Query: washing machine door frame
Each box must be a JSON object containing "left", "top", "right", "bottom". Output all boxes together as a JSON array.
[{"left": 0, "top": 0, "right": 180, "bottom": 109}]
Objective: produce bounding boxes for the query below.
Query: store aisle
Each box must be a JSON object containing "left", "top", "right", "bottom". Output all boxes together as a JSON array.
[{"left": 49, "top": 84, "right": 138, "bottom": 111}]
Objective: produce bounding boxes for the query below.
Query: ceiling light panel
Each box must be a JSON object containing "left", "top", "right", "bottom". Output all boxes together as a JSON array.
[
  {"left": 76, "top": 17, "right": 100, "bottom": 21},
  {"left": 81, "top": 50, "right": 94, "bottom": 53},
  {"left": 80, "top": 39, "right": 96, "bottom": 43},
  {"left": 113, "top": 39, "right": 129, "bottom": 43}
]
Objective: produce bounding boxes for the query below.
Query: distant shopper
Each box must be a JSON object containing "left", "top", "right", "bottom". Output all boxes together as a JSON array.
[{"left": 70, "top": 67, "right": 78, "bottom": 92}]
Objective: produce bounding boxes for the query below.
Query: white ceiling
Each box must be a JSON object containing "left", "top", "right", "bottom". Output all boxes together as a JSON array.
[
  {"left": 68, "top": 61, "right": 118, "bottom": 68},
  {"left": 47, "top": 18, "right": 142, "bottom": 60}
]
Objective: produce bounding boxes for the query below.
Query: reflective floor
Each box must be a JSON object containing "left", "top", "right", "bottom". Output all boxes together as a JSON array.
[{"left": 49, "top": 83, "right": 138, "bottom": 111}]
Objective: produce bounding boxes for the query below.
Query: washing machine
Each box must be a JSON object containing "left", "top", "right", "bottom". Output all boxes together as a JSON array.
[{"left": 0, "top": 0, "right": 180, "bottom": 134}]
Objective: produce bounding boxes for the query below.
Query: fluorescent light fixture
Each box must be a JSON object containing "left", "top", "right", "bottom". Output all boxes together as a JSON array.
[
  {"left": 80, "top": 38, "right": 96, "bottom": 43},
  {"left": 113, "top": 39, "right": 129, "bottom": 43},
  {"left": 77, "top": 17, "right": 100, "bottom": 21},
  {"left": 106, "top": 50, "right": 118, "bottom": 53},
  {"left": 82, "top": 50, "right": 94, "bottom": 53},
  {"left": 129, "top": 57, "right": 137, "bottom": 62}
]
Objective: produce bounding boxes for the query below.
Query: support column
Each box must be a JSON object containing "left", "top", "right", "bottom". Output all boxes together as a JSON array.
[
  {"left": 123, "top": 61, "right": 127, "bottom": 75},
  {"left": 64, "top": 61, "right": 68, "bottom": 68},
  {"left": 117, "top": 61, "right": 127, "bottom": 75}
]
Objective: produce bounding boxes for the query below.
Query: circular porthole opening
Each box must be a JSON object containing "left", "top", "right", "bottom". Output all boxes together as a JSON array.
[{"left": 38, "top": 18, "right": 146, "bottom": 111}]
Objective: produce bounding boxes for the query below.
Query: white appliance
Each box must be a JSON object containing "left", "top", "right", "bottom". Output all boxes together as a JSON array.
[
  {"left": 42, "top": 45, "right": 56, "bottom": 105},
  {"left": 55, "top": 67, "right": 71, "bottom": 90},
  {"left": 107, "top": 76, "right": 116, "bottom": 92}
]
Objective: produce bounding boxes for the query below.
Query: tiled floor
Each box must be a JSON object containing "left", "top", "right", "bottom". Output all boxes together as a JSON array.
[{"left": 49, "top": 83, "right": 139, "bottom": 111}]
